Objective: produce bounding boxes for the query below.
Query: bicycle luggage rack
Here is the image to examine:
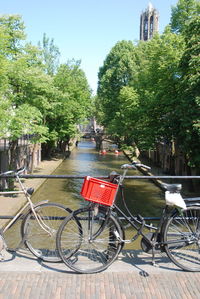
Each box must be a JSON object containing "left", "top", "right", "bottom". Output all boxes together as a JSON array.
[{"left": 1, "top": 174, "right": 200, "bottom": 220}]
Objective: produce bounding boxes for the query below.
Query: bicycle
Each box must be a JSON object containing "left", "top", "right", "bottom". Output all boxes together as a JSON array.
[
  {"left": 0, "top": 167, "right": 72, "bottom": 262},
  {"left": 56, "top": 162, "right": 200, "bottom": 273}
]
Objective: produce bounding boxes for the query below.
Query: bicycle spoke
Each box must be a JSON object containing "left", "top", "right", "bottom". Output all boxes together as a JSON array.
[
  {"left": 57, "top": 207, "right": 123, "bottom": 273},
  {"left": 164, "top": 206, "right": 200, "bottom": 271}
]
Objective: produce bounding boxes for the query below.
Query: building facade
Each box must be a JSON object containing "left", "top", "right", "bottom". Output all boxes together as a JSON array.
[{"left": 140, "top": 2, "right": 159, "bottom": 41}]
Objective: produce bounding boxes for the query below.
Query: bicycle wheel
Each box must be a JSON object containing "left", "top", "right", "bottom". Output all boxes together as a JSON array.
[
  {"left": 56, "top": 206, "right": 124, "bottom": 273},
  {"left": 21, "top": 203, "right": 72, "bottom": 262},
  {"left": 163, "top": 205, "right": 200, "bottom": 271}
]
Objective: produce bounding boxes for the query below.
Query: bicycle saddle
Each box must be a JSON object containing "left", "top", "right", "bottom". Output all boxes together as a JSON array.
[{"left": 162, "top": 183, "right": 182, "bottom": 193}]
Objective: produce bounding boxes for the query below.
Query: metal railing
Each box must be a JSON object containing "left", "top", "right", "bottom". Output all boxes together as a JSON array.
[
  {"left": 0, "top": 174, "right": 200, "bottom": 220},
  {"left": 0, "top": 174, "right": 200, "bottom": 179}
]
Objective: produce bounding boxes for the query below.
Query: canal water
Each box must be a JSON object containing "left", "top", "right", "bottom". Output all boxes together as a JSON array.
[
  {"left": 30, "top": 139, "right": 164, "bottom": 250},
  {"left": 32, "top": 139, "right": 165, "bottom": 216},
  {"left": 5, "top": 140, "right": 165, "bottom": 250}
]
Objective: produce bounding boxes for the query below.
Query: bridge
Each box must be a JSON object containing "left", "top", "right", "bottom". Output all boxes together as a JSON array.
[{"left": 0, "top": 158, "right": 200, "bottom": 298}]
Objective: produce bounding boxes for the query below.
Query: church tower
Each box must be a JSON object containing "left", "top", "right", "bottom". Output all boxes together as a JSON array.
[{"left": 140, "top": 2, "right": 159, "bottom": 41}]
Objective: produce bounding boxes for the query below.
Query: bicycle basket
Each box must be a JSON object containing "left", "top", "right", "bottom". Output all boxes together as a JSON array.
[{"left": 80, "top": 176, "right": 118, "bottom": 206}]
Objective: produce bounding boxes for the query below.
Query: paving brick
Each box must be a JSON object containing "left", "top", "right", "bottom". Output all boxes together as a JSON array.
[{"left": 0, "top": 251, "right": 200, "bottom": 299}]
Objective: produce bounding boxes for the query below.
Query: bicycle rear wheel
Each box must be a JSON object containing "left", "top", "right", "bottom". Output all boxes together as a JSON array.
[
  {"left": 56, "top": 206, "right": 124, "bottom": 273},
  {"left": 21, "top": 203, "right": 72, "bottom": 262},
  {"left": 163, "top": 206, "right": 200, "bottom": 271}
]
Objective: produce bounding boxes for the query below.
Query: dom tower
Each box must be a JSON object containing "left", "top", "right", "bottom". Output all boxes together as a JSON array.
[{"left": 140, "top": 2, "right": 159, "bottom": 41}]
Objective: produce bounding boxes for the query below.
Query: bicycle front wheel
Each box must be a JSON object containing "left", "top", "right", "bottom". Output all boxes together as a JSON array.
[
  {"left": 163, "top": 206, "right": 200, "bottom": 271},
  {"left": 56, "top": 206, "right": 124, "bottom": 274},
  {"left": 21, "top": 203, "right": 72, "bottom": 262}
]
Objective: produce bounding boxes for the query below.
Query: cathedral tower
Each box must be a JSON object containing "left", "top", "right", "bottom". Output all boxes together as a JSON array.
[{"left": 140, "top": 2, "right": 159, "bottom": 41}]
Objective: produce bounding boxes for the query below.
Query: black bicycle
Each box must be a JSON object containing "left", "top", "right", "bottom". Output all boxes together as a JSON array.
[{"left": 56, "top": 162, "right": 200, "bottom": 273}]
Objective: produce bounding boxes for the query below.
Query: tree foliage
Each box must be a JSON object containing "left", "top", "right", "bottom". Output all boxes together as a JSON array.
[
  {"left": 170, "top": 0, "right": 200, "bottom": 33},
  {"left": 96, "top": 0, "right": 200, "bottom": 169},
  {"left": 0, "top": 14, "right": 92, "bottom": 167},
  {"left": 38, "top": 33, "right": 60, "bottom": 75}
]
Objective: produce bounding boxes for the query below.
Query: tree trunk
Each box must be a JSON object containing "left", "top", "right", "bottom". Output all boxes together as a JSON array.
[
  {"left": 30, "top": 143, "right": 37, "bottom": 173},
  {"left": 8, "top": 140, "right": 18, "bottom": 189}
]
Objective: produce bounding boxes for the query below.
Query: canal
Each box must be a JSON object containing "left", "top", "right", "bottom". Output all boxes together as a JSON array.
[
  {"left": 32, "top": 139, "right": 165, "bottom": 250},
  {"left": 5, "top": 139, "right": 165, "bottom": 250},
  {"left": 32, "top": 139, "right": 164, "bottom": 216}
]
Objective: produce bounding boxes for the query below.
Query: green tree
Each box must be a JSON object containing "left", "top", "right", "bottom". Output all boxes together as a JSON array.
[
  {"left": 170, "top": 0, "right": 200, "bottom": 33},
  {"left": 97, "top": 40, "right": 138, "bottom": 143},
  {"left": 0, "top": 14, "right": 26, "bottom": 57},
  {"left": 175, "top": 16, "right": 200, "bottom": 167},
  {"left": 134, "top": 30, "right": 185, "bottom": 149},
  {"left": 45, "top": 60, "right": 92, "bottom": 154},
  {"left": 38, "top": 33, "right": 60, "bottom": 75},
  {"left": 0, "top": 15, "right": 51, "bottom": 170}
]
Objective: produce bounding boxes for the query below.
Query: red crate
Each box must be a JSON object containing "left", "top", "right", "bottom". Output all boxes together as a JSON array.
[{"left": 80, "top": 176, "right": 118, "bottom": 206}]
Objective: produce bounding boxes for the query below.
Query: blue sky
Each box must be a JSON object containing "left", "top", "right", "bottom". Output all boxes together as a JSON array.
[{"left": 1, "top": 0, "right": 178, "bottom": 94}]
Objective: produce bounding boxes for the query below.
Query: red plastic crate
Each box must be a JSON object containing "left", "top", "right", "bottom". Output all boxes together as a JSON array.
[{"left": 80, "top": 176, "right": 118, "bottom": 206}]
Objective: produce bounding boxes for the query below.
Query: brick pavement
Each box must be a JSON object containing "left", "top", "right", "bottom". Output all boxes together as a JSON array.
[
  {"left": 1, "top": 157, "right": 200, "bottom": 298},
  {"left": 0, "top": 249, "right": 200, "bottom": 299},
  {"left": 0, "top": 270, "right": 200, "bottom": 298}
]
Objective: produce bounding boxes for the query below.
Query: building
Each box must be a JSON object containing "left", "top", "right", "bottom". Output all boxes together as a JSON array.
[{"left": 140, "top": 2, "right": 159, "bottom": 41}]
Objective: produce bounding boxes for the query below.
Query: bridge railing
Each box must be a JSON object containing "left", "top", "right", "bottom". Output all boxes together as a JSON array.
[
  {"left": 0, "top": 174, "right": 200, "bottom": 179},
  {"left": 0, "top": 174, "right": 199, "bottom": 220}
]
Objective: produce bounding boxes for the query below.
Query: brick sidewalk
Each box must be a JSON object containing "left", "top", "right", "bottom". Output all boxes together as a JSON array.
[
  {"left": 0, "top": 271, "right": 200, "bottom": 299},
  {"left": 0, "top": 249, "right": 200, "bottom": 298},
  {"left": 1, "top": 156, "right": 200, "bottom": 298}
]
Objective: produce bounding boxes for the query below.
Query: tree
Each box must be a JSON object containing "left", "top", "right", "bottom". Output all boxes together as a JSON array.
[
  {"left": 175, "top": 16, "right": 200, "bottom": 167},
  {"left": 96, "top": 2, "right": 200, "bottom": 174},
  {"left": 38, "top": 33, "right": 60, "bottom": 75},
  {"left": 97, "top": 40, "right": 138, "bottom": 143},
  {"left": 0, "top": 14, "right": 26, "bottom": 58},
  {"left": 0, "top": 15, "right": 51, "bottom": 170},
  {"left": 45, "top": 60, "right": 92, "bottom": 155},
  {"left": 170, "top": 0, "right": 200, "bottom": 33}
]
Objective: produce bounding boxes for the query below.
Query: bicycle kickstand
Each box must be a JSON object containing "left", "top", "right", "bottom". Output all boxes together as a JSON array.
[
  {"left": 0, "top": 235, "right": 7, "bottom": 261},
  {"left": 151, "top": 245, "right": 159, "bottom": 267}
]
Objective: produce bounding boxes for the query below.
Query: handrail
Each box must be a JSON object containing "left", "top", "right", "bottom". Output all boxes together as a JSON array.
[
  {"left": 0, "top": 174, "right": 200, "bottom": 179},
  {"left": 0, "top": 174, "right": 199, "bottom": 220},
  {"left": 0, "top": 215, "right": 161, "bottom": 220}
]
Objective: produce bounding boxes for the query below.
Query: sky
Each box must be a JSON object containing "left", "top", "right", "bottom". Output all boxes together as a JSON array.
[{"left": 1, "top": 0, "right": 178, "bottom": 94}]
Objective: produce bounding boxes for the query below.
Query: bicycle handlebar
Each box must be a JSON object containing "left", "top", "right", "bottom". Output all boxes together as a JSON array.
[
  {"left": 121, "top": 162, "right": 151, "bottom": 171},
  {"left": 133, "top": 162, "right": 151, "bottom": 170},
  {"left": 0, "top": 167, "right": 26, "bottom": 176},
  {"left": 121, "top": 164, "right": 136, "bottom": 170}
]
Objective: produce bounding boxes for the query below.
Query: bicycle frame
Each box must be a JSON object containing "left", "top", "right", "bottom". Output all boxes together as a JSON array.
[
  {"left": 88, "top": 187, "right": 170, "bottom": 247},
  {"left": 86, "top": 165, "right": 180, "bottom": 263},
  {"left": 0, "top": 170, "right": 50, "bottom": 237}
]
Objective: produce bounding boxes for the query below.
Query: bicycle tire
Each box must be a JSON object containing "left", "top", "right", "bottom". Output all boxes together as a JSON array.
[
  {"left": 163, "top": 205, "right": 200, "bottom": 271},
  {"left": 56, "top": 205, "right": 124, "bottom": 273},
  {"left": 21, "top": 202, "right": 72, "bottom": 262}
]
